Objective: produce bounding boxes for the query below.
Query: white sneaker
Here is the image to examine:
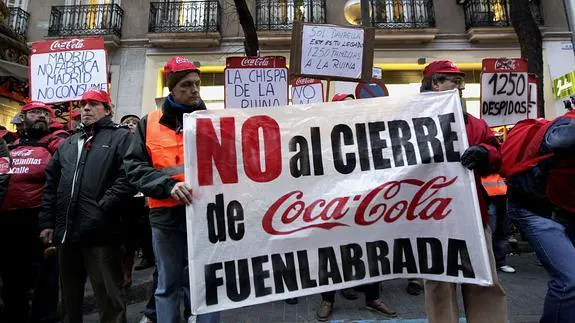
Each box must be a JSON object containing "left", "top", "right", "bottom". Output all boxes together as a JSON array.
[
  {"left": 499, "top": 265, "right": 516, "bottom": 273},
  {"left": 139, "top": 315, "right": 155, "bottom": 323}
]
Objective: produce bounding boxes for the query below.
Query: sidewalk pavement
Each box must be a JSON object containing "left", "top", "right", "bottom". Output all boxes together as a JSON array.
[{"left": 84, "top": 252, "right": 547, "bottom": 323}]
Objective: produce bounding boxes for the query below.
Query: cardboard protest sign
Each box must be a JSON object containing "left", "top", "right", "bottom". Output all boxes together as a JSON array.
[
  {"left": 224, "top": 56, "right": 288, "bottom": 109},
  {"left": 481, "top": 58, "right": 529, "bottom": 127},
  {"left": 291, "top": 77, "right": 324, "bottom": 105},
  {"left": 289, "top": 22, "right": 375, "bottom": 82},
  {"left": 30, "top": 38, "right": 108, "bottom": 104},
  {"left": 183, "top": 91, "right": 493, "bottom": 314}
]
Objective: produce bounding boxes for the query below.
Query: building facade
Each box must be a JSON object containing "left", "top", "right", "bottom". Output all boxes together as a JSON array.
[{"left": 14, "top": 0, "right": 575, "bottom": 120}]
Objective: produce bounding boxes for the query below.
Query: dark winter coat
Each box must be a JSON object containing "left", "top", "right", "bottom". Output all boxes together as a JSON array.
[
  {"left": 38, "top": 116, "right": 136, "bottom": 245},
  {"left": 124, "top": 98, "right": 206, "bottom": 230},
  {"left": 0, "top": 137, "right": 9, "bottom": 206}
]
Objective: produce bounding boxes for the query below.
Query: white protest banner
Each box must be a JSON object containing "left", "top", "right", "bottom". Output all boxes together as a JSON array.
[
  {"left": 289, "top": 22, "right": 374, "bottom": 82},
  {"left": 30, "top": 38, "right": 108, "bottom": 104},
  {"left": 291, "top": 77, "right": 324, "bottom": 105},
  {"left": 481, "top": 58, "right": 529, "bottom": 127},
  {"left": 224, "top": 56, "right": 288, "bottom": 109},
  {"left": 184, "top": 90, "right": 492, "bottom": 314}
]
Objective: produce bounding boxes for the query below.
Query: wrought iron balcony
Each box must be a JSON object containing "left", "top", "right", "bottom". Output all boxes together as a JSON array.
[
  {"left": 256, "top": 0, "right": 326, "bottom": 31},
  {"left": 462, "top": 0, "right": 543, "bottom": 29},
  {"left": 149, "top": 0, "right": 220, "bottom": 33},
  {"left": 48, "top": 4, "right": 123, "bottom": 38},
  {"left": 6, "top": 7, "right": 29, "bottom": 38},
  {"left": 370, "top": 0, "right": 435, "bottom": 29}
]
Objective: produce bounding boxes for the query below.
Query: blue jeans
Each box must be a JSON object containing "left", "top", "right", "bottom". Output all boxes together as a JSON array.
[
  {"left": 488, "top": 196, "right": 510, "bottom": 267},
  {"left": 152, "top": 225, "right": 220, "bottom": 323},
  {"left": 508, "top": 200, "right": 575, "bottom": 323},
  {"left": 143, "top": 268, "right": 191, "bottom": 321}
]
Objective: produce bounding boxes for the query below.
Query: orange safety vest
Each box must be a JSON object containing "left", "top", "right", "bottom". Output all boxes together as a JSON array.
[
  {"left": 146, "top": 109, "right": 185, "bottom": 209},
  {"left": 481, "top": 174, "right": 507, "bottom": 197}
]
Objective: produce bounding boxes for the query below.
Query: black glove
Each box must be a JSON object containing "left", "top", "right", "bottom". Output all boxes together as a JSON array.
[{"left": 461, "top": 145, "right": 489, "bottom": 171}]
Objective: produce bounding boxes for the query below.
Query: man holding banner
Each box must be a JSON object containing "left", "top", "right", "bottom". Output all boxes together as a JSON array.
[
  {"left": 421, "top": 60, "right": 508, "bottom": 323},
  {"left": 124, "top": 56, "right": 219, "bottom": 323}
]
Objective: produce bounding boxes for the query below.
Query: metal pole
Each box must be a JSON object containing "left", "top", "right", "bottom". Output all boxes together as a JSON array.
[
  {"left": 564, "top": 0, "right": 575, "bottom": 56},
  {"left": 361, "top": 0, "right": 370, "bottom": 26}
]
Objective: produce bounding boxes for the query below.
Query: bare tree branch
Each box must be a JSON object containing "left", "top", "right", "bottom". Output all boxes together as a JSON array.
[{"left": 233, "top": 0, "right": 259, "bottom": 56}]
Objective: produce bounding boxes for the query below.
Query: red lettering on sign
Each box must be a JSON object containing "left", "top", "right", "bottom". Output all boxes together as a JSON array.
[
  {"left": 241, "top": 116, "right": 282, "bottom": 183},
  {"left": 196, "top": 117, "right": 238, "bottom": 186},
  {"left": 262, "top": 176, "right": 457, "bottom": 235}
]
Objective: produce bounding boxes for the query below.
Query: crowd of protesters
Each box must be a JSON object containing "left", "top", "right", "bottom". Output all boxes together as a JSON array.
[{"left": 0, "top": 56, "right": 573, "bottom": 323}]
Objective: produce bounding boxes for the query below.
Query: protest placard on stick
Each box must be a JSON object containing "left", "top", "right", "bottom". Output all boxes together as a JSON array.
[
  {"left": 291, "top": 77, "right": 324, "bottom": 105},
  {"left": 481, "top": 58, "right": 529, "bottom": 127},
  {"left": 289, "top": 22, "right": 374, "bottom": 82},
  {"left": 224, "top": 56, "right": 288, "bottom": 109},
  {"left": 183, "top": 90, "right": 493, "bottom": 314},
  {"left": 30, "top": 38, "right": 108, "bottom": 104}
]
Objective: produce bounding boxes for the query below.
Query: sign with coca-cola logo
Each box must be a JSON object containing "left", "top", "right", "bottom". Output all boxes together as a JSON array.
[
  {"left": 30, "top": 37, "right": 108, "bottom": 104},
  {"left": 291, "top": 77, "right": 323, "bottom": 105},
  {"left": 224, "top": 56, "right": 288, "bottom": 109},
  {"left": 481, "top": 58, "right": 529, "bottom": 126},
  {"left": 183, "top": 91, "right": 492, "bottom": 314}
]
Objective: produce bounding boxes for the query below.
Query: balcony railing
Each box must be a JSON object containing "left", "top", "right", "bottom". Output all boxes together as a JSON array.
[
  {"left": 462, "top": 0, "right": 543, "bottom": 29},
  {"left": 256, "top": 0, "right": 326, "bottom": 31},
  {"left": 6, "top": 7, "right": 29, "bottom": 38},
  {"left": 149, "top": 0, "right": 220, "bottom": 33},
  {"left": 370, "top": 0, "right": 435, "bottom": 29},
  {"left": 48, "top": 4, "right": 123, "bottom": 37}
]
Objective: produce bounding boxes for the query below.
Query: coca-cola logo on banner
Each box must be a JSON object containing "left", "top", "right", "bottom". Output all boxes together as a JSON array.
[
  {"left": 494, "top": 59, "right": 517, "bottom": 71},
  {"left": 241, "top": 57, "right": 272, "bottom": 67},
  {"left": 49, "top": 39, "right": 85, "bottom": 51},
  {"left": 293, "top": 77, "right": 319, "bottom": 86}
]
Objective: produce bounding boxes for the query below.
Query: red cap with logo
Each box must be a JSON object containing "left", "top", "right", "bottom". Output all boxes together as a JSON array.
[
  {"left": 164, "top": 56, "right": 200, "bottom": 79},
  {"left": 81, "top": 88, "right": 111, "bottom": 104},
  {"left": 21, "top": 101, "right": 53, "bottom": 116},
  {"left": 332, "top": 93, "right": 355, "bottom": 102},
  {"left": 423, "top": 60, "right": 465, "bottom": 78}
]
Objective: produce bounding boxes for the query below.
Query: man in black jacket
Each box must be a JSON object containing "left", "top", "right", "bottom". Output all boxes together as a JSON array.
[
  {"left": 124, "top": 56, "right": 219, "bottom": 323},
  {"left": 39, "top": 89, "right": 135, "bottom": 323}
]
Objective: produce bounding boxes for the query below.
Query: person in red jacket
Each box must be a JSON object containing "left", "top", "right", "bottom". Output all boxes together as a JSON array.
[
  {"left": 506, "top": 109, "right": 575, "bottom": 323},
  {"left": 0, "top": 101, "right": 68, "bottom": 323},
  {"left": 420, "top": 61, "right": 508, "bottom": 323}
]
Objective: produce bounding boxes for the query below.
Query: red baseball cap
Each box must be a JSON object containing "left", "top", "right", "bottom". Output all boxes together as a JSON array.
[
  {"left": 21, "top": 101, "right": 53, "bottom": 116},
  {"left": 423, "top": 60, "right": 465, "bottom": 78},
  {"left": 164, "top": 56, "right": 200, "bottom": 79},
  {"left": 81, "top": 88, "right": 111, "bottom": 104},
  {"left": 332, "top": 93, "right": 355, "bottom": 102}
]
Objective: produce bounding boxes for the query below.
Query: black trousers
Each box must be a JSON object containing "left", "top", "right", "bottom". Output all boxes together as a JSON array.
[
  {"left": 0, "top": 209, "right": 46, "bottom": 323},
  {"left": 59, "top": 242, "right": 126, "bottom": 323},
  {"left": 321, "top": 283, "right": 380, "bottom": 304}
]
